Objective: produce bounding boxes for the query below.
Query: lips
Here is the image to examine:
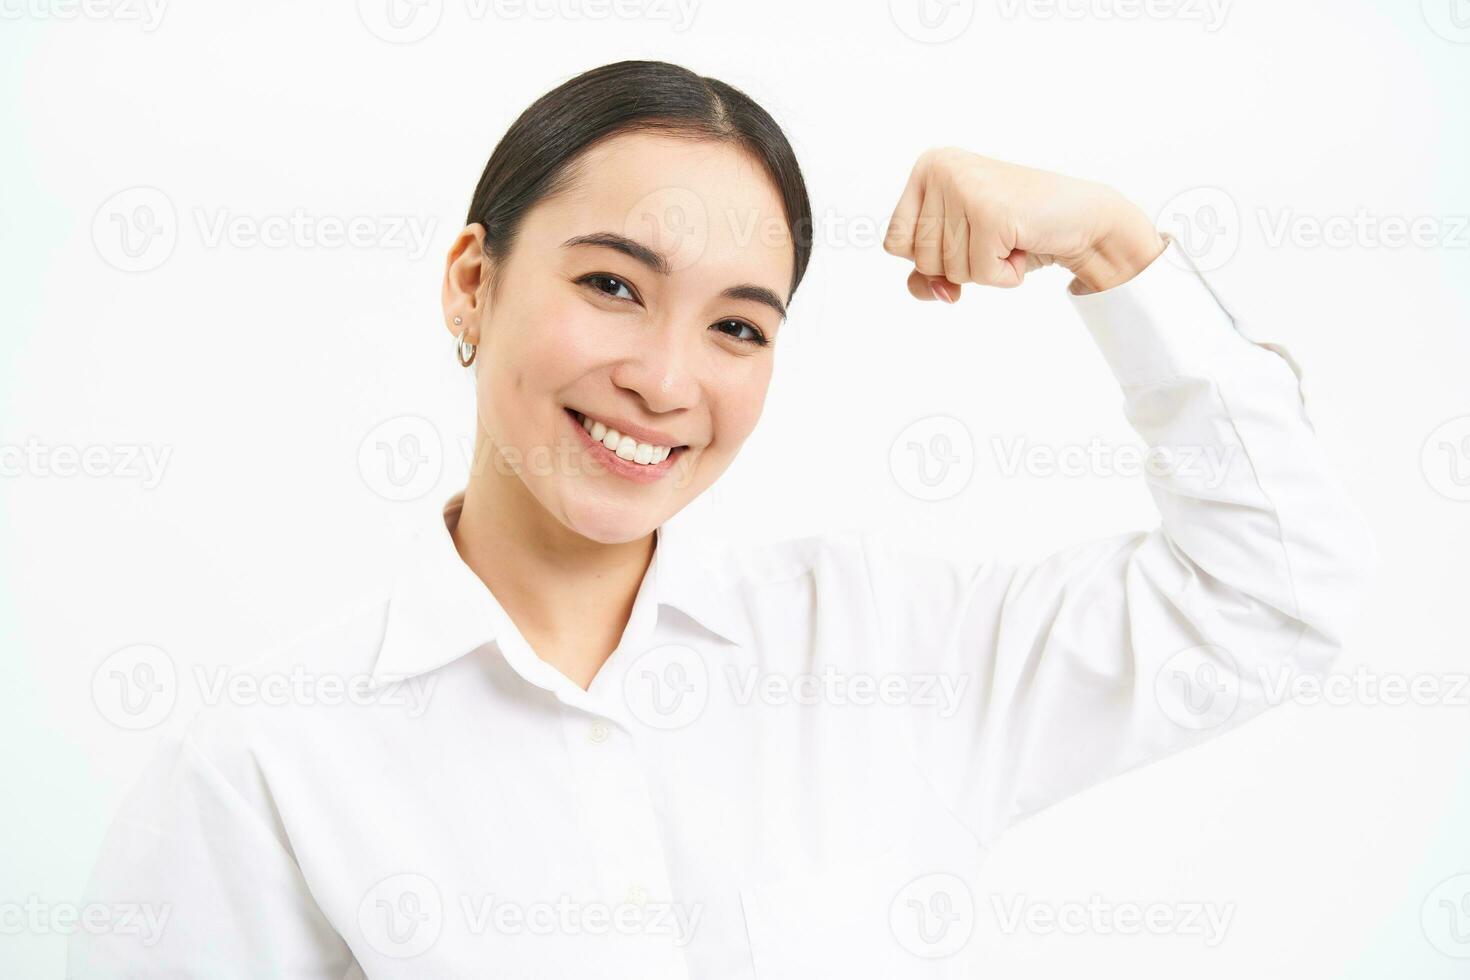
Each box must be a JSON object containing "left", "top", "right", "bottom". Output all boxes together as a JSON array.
[
  {"left": 563, "top": 408, "right": 687, "bottom": 484},
  {"left": 570, "top": 409, "right": 675, "bottom": 465}
]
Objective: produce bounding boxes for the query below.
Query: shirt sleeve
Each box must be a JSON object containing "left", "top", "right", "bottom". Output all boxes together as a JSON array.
[
  {"left": 66, "top": 714, "right": 356, "bottom": 978},
  {"left": 860, "top": 233, "right": 1377, "bottom": 846}
]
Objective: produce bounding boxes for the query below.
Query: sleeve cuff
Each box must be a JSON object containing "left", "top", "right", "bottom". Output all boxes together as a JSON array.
[{"left": 1066, "top": 232, "right": 1306, "bottom": 392}]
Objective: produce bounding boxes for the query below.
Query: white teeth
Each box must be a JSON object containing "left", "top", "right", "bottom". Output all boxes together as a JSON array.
[{"left": 574, "top": 411, "right": 675, "bottom": 466}]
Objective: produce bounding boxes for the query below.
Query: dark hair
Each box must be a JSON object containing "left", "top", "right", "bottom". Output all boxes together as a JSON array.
[{"left": 464, "top": 60, "right": 813, "bottom": 304}]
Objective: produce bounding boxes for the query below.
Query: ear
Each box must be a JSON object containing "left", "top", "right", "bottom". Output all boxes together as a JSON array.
[{"left": 441, "top": 223, "right": 492, "bottom": 342}]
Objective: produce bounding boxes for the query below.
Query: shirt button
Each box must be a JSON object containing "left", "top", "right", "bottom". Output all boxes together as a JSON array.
[{"left": 587, "top": 720, "right": 610, "bottom": 744}]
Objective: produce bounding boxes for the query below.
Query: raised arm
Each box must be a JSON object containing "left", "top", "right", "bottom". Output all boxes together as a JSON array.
[{"left": 872, "top": 149, "right": 1376, "bottom": 842}]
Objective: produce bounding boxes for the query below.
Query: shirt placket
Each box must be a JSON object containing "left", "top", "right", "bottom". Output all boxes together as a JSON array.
[
  {"left": 560, "top": 701, "right": 688, "bottom": 976},
  {"left": 488, "top": 593, "right": 690, "bottom": 977}
]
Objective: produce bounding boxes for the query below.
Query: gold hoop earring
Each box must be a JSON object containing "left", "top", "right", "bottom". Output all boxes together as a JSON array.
[{"left": 454, "top": 317, "right": 476, "bottom": 367}]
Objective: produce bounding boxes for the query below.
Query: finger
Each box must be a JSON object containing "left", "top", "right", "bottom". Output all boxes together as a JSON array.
[
  {"left": 941, "top": 200, "right": 972, "bottom": 286},
  {"left": 985, "top": 249, "right": 1026, "bottom": 289},
  {"left": 966, "top": 216, "right": 1023, "bottom": 288},
  {"left": 906, "top": 268, "right": 935, "bottom": 301},
  {"left": 930, "top": 274, "right": 960, "bottom": 303},
  {"left": 882, "top": 159, "right": 927, "bottom": 259},
  {"left": 912, "top": 182, "right": 947, "bottom": 278},
  {"left": 1005, "top": 248, "right": 1032, "bottom": 285},
  {"left": 905, "top": 269, "right": 960, "bottom": 302},
  {"left": 906, "top": 268, "right": 934, "bottom": 300}
]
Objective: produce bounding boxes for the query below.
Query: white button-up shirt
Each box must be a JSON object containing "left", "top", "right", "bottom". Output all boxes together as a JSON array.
[{"left": 70, "top": 239, "right": 1375, "bottom": 979}]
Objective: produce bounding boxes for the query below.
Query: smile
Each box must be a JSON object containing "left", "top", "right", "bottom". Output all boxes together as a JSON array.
[{"left": 564, "top": 408, "right": 688, "bottom": 480}]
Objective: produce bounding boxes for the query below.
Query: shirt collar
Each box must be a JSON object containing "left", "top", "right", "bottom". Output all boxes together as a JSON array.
[{"left": 370, "top": 489, "right": 750, "bottom": 687}]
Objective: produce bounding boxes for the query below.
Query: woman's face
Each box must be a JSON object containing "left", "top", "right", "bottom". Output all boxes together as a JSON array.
[{"left": 444, "top": 132, "right": 796, "bottom": 544}]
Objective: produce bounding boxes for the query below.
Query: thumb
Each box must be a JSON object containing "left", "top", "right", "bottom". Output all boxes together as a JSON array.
[{"left": 906, "top": 269, "right": 960, "bottom": 303}]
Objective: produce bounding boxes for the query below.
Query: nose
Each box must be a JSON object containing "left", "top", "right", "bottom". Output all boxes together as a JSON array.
[{"left": 609, "top": 324, "right": 701, "bottom": 415}]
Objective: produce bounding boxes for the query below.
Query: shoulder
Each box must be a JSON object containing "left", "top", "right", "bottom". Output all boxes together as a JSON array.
[{"left": 181, "top": 592, "right": 394, "bottom": 772}]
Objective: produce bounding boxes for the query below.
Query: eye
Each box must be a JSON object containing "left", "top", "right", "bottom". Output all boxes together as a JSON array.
[
  {"left": 711, "top": 318, "right": 769, "bottom": 347},
  {"left": 578, "top": 273, "right": 639, "bottom": 304}
]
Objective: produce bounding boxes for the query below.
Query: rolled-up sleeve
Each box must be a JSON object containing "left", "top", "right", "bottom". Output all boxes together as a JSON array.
[{"left": 862, "top": 235, "right": 1377, "bottom": 844}]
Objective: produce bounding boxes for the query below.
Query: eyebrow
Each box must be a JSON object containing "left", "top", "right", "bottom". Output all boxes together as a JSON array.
[{"left": 562, "top": 231, "right": 789, "bottom": 322}]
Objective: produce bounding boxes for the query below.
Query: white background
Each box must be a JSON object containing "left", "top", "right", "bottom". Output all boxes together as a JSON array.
[{"left": 2, "top": 0, "right": 1467, "bottom": 976}]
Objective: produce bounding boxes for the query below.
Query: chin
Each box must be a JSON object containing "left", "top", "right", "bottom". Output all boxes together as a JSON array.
[{"left": 556, "top": 491, "right": 664, "bottom": 545}]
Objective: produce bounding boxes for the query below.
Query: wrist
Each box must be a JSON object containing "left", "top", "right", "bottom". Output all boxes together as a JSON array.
[{"left": 1064, "top": 196, "right": 1166, "bottom": 294}]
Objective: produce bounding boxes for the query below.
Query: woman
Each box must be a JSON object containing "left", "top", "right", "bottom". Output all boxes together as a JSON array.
[{"left": 71, "top": 60, "right": 1373, "bottom": 978}]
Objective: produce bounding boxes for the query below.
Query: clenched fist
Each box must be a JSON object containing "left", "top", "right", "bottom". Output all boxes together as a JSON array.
[{"left": 882, "top": 147, "right": 1167, "bottom": 299}]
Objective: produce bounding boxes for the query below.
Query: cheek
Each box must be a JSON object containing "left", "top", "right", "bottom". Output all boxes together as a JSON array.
[
  {"left": 709, "top": 365, "right": 772, "bottom": 449},
  {"left": 492, "top": 296, "right": 605, "bottom": 397}
]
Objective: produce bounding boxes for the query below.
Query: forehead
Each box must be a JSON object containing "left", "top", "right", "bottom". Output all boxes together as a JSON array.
[{"left": 526, "top": 131, "right": 795, "bottom": 298}]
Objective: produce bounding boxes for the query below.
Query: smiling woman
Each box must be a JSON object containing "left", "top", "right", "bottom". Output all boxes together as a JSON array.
[
  {"left": 435, "top": 62, "right": 816, "bottom": 693},
  {"left": 445, "top": 63, "right": 810, "bottom": 560},
  {"left": 70, "top": 59, "right": 1375, "bottom": 979}
]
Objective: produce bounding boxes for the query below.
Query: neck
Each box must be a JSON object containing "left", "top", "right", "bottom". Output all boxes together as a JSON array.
[{"left": 449, "top": 437, "right": 655, "bottom": 690}]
